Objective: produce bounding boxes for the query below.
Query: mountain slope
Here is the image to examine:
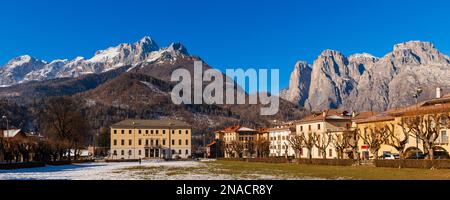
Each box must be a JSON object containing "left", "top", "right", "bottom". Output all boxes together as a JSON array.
[{"left": 0, "top": 37, "right": 188, "bottom": 86}]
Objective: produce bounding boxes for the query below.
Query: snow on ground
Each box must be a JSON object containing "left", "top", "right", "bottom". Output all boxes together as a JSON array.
[
  {"left": 0, "top": 160, "right": 324, "bottom": 180},
  {"left": 0, "top": 161, "right": 203, "bottom": 180}
]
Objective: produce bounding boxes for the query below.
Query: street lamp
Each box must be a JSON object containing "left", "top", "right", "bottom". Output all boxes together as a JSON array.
[
  {"left": 2, "top": 116, "right": 8, "bottom": 131},
  {"left": 413, "top": 87, "right": 423, "bottom": 160}
]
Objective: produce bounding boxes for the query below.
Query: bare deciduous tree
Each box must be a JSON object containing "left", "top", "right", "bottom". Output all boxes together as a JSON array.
[
  {"left": 41, "top": 97, "right": 90, "bottom": 161},
  {"left": 387, "top": 122, "right": 409, "bottom": 159},
  {"left": 299, "top": 132, "right": 315, "bottom": 159},
  {"left": 288, "top": 134, "right": 304, "bottom": 159},
  {"left": 313, "top": 132, "right": 332, "bottom": 159},
  {"left": 330, "top": 132, "right": 351, "bottom": 159},
  {"left": 254, "top": 138, "right": 270, "bottom": 158},
  {"left": 357, "top": 126, "right": 390, "bottom": 160},
  {"left": 400, "top": 113, "right": 449, "bottom": 160},
  {"left": 228, "top": 140, "right": 244, "bottom": 158}
]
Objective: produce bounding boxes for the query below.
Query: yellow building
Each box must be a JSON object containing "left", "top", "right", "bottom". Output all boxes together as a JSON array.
[
  {"left": 354, "top": 94, "right": 450, "bottom": 159},
  {"left": 110, "top": 119, "right": 192, "bottom": 160}
]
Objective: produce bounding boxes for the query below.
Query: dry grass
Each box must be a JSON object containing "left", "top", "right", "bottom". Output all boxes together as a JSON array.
[{"left": 209, "top": 160, "right": 450, "bottom": 180}]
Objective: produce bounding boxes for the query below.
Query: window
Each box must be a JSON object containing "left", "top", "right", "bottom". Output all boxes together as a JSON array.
[
  {"left": 114, "top": 130, "right": 117, "bottom": 134},
  {"left": 179, "top": 130, "right": 182, "bottom": 134},
  {"left": 163, "top": 130, "right": 166, "bottom": 134},
  {"left": 138, "top": 150, "right": 141, "bottom": 156},
  {"left": 179, "top": 150, "right": 182, "bottom": 155},
  {"left": 309, "top": 125, "right": 311, "bottom": 131},
  {"left": 156, "top": 139, "right": 159, "bottom": 146},
  {"left": 121, "top": 150, "right": 124, "bottom": 155},
  {"left": 172, "top": 130, "right": 175, "bottom": 134},
  {"left": 145, "top": 139, "right": 149, "bottom": 146},
  {"left": 138, "top": 139, "right": 142, "bottom": 146},
  {"left": 121, "top": 130, "right": 124, "bottom": 134},
  {"left": 129, "top": 140, "right": 132, "bottom": 146},
  {"left": 156, "top": 130, "right": 159, "bottom": 135},
  {"left": 300, "top": 126, "right": 303, "bottom": 131},
  {"left": 172, "top": 140, "right": 175, "bottom": 145},
  {"left": 318, "top": 124, "right": 321, "bottom": 130},
  {"left": 186, "top": 150, "right": 189, "bottom": 155},
  {"left": 179, "top": 139, "right": 182, "bottom": 145},
  {"left": 163, "top": 139, "right": 166, "bottom": 145},
  {"left": 186, "top": 130, "right": 189, "bottom": 134},
  {"left": 128, "top": 150, "right": 132, "bottom": 156},
  {"left": 129, "top": 130, "right": 132, "bottom": 134},
  {"left": 113, "top": 150, "right": 117, "bottom": 156},
  {"left": 329, "top": 149, "right": 332, "bottom": 157},
  {"left": 113, "top": 140, "right": 117, "bottom": 146},
  {"left": 441, "top": 130, "right": 448, "bottom": 143},
  {"left": 172, "top": 150, "right": 176, "bottom": 154},
  {"left": 146, "top": 130, "right": 149, "bottom": 134},
  {"left": 186, "top": 139, "right": 189, "bottom": 145},
  {"left": 151, "top": 130, "right": 154, "bottom": 134},
  {"left": 138, "top": 130, "right": 142, "bottom": 134},
  {"left": 121, "top": 140, "right": 125, "bottom": 146},
  {"left": 151, "top": 139, "right": 154, "bottom": 146}
]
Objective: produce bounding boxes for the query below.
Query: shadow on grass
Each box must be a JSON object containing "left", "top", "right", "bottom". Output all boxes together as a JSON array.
[{"left": 0, "top": 163, "right": 107, "bottom": 174}]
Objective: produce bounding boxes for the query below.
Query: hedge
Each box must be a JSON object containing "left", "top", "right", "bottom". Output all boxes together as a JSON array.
[
  {"left": 374, "top": 159, "right": 450, "bottom": 169},
  {"left": 296, "top": 159, "right": 355, "bottom": 166},
  {"left": 105, "top": 159, "right": 140, "bottom": 163},
  {"left": 0, "top": 162, "right": 46, "bottom": 170},
  {"left": 220, "top": 158, "right": 355, "bottom": 166}
]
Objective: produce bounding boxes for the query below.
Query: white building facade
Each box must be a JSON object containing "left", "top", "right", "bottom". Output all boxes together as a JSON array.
[{"left": 269, "top": 126, "right": 296, "bottom": 157}]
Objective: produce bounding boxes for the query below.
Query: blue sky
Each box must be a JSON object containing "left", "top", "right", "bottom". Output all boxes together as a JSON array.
[{"left": 1, "top": 0, "right": 449, "bottom": 89}]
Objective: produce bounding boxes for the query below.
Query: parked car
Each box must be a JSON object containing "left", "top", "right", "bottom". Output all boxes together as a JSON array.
[
  {"left": 432, "top": 151, "right": 450, "bottom": 160},
  {"left": 380, "top": 153, "right": 399, "bottom": 160},
  {"left": 407, "top": 153, "right": 426, "bottom": 160}
]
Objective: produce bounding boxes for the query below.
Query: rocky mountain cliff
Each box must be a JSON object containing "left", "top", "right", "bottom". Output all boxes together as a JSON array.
[{"left": 281, "top": 41, "right": 450, "bottom": 112}]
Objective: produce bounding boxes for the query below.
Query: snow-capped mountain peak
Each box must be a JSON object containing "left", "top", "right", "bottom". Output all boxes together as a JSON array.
[{"left": 0, "top": 37, "right": 190, "bottom": 86}]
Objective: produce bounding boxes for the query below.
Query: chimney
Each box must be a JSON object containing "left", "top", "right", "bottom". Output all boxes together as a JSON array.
[
  {"left": 436, "top": 87, "right": 442, "bottom": 99},
  {"left": 322, "top": 111, "right": 327, "bottom": 118},
  {"left": 352, "top": 111, "right": 356, "bottom": 118}
]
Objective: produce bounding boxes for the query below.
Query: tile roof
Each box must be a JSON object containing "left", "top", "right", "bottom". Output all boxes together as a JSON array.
[
  {"left": 111, "top": 119, "right": 191, "bottom": 129},
  {"left": 296, "top": 109, "right": 351, "bottom": 123}
]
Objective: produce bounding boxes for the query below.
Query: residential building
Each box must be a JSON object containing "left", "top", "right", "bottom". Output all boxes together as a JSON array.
[
  {"left": 215, "top": 126, "right": 260, "bottom": 158},
  {"left": 354, "top": 92, "right": 450, "bottom": 159},
  {"left": 294, "top": 110, "right": 353, "bottom": 159},
  {"left": 268, "top": 124, "right": 295, "bottom": 158},
  {"left": 110, "top": 119, "right": 192, "bottom": 160},
  {"left": 0, "top": 129, "right": 43, "bottom": 162}
]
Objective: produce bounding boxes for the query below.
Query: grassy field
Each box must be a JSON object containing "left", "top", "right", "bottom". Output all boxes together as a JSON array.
[{"left": 207, "top": 160, "right": 450, "bottom": 180}]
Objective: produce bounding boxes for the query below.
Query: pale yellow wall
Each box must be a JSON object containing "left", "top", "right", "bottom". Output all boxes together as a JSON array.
[
  {"left": 356, "top": 114, "right": 450, "bottom": 159},
  {"left": 111, "top": 127, "right": 191, "bottom": 159}
]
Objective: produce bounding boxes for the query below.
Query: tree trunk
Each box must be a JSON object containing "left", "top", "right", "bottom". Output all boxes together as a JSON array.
[
  {"left": 373, "top": 150, "right": 379, "bottom": 160},
  {"left": 307, "top": 148, "right": 312, "bottom": 159}
]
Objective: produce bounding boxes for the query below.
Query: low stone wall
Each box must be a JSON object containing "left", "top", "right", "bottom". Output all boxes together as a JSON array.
[
  {"left": 0, "top": 162, "right": 46, "bottom": 170},
  {"left": 374, "top": 159, "right": 450, "bottom": 169}
]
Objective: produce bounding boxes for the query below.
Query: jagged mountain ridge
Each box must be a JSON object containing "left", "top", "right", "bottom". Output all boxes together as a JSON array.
[
  {"left": 281, "top": 41, "right": 450, "bottom": 112},
  {"left": 0, "top": 36, "right": 189, "bottom": 86}
]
